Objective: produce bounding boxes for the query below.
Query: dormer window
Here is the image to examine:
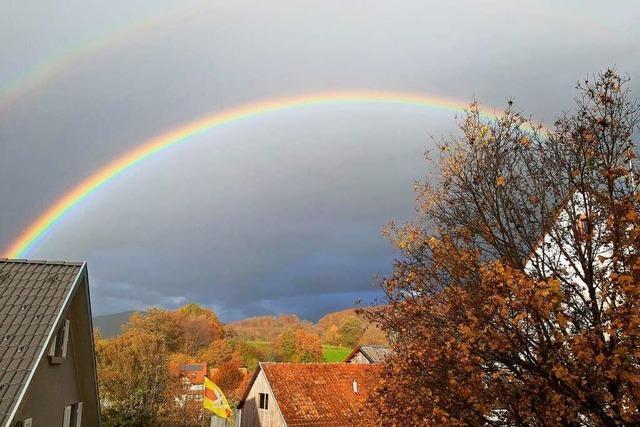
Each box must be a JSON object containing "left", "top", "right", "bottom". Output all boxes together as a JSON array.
[
  {"left": 48, "top": 318, "right": 70, "bottom": 364},
  {"left": 577, "top": 213, "right": 591, "bottom": 239}
]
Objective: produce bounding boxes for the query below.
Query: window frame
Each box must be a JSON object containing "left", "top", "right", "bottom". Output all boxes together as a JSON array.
[
  {"left": 258, "top": 392, "right": 269, "bottom": 410},
  {"left": 62, "top": 401, "right": 82, "bottom": 427},
  {"left": 49, "top": 318, "right": 70, "bottom": 364}
]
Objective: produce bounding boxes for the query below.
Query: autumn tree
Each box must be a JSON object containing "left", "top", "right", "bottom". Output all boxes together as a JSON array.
[
  {"left": 292, "top": 329, "right": 323, "bottom": 362},
  {"left": 178, "top": 304, "right": 224, "bottom": 355},
  {"left": 364, "top": 70, "right": 640, "bottom": 425},
  {"left": 96, "top": 330, "right": 182, "bottom": 426},
  {"left": 358, "top": 324, "right": 388, "bottom": 346},
  {"left": 229, "top": 341, "right": 269, "bottom": 370},
  {"left": 124, "top": 308, "right": 183, "bottom": 351},
  {"left": 275, "top": 328, "right": 323, "bottom": 362},
  {"left": 101, "top": 304, "right": 225, "bottom": 425},
  {"left": 325, "top": 324, "right": 340, "bottom": 345},
  {"left": 337, "top": 315, "right": 365, "bottom": 348},
  {"left": 124, "top": 304, "right": 224, "bottom": 356},
  {"left": 200, "top": 338, "right": 236, "bottom": 367},
  {"left": 275, "top": 328, "right": 298, "bottom": 361},
  {"left": 211, "top": 360, "right": 247, "bottom": 404}
]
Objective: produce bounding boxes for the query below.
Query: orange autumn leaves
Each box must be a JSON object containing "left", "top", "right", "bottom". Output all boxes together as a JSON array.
[
  {"left": 274, "top": 328, "right": 323, "bottom": 363},
  {"left": 96, "top": 304, "right": 238, "bottom": 426},
  {"left": 368, "top": 228, "right": 640, "bottom": 425},
  {"left": 363, "top": 70, "right": 640, "bottom": 426}
]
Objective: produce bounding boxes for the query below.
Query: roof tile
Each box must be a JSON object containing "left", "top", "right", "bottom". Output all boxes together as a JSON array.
[
  {"left": 260, "top": 363, "right": 382, "bottom": 427},
  {"left": 0, "top": 259, "right": 83, "bottom": 425}
]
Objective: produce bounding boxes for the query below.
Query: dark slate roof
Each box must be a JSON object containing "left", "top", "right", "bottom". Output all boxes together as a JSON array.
[
  {"left": 344, "top": 345, "right": 391, "bottom": 364},
  {"left": 358, "top": 346, "right": 391, "bottom": 363},
  {"left": 0, "top": 259, "right": 84, "bottom": 426},
  {"left": 182, "top": 364, "right": 206, "bottom": 372}
]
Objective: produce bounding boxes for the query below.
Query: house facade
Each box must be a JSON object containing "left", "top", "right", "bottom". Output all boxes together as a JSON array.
[
  {"left": 237, "top": 362, "right": 382, "bottom": 427},
  {"left": 178, "top": 362, "right": 208, "bottom": 407},
  {"left": 0, "top": 260, "right": 100, "bottom": 427},
  {"left": 237, "top": 366, "right": 284, "bottom": 427}
]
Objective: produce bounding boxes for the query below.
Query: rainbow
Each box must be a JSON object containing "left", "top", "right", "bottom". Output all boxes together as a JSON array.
[
  {"left": 0, "top": 2, "right": 609, "bottom": 113},
  {"left": 0, "top": 1, "right": 199, "bottom": 110},
  {"left": 4, "top": 91, "right": 521, "bottom": 258}
]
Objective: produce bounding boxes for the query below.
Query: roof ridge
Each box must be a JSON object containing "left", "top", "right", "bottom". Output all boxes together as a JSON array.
[
  {"left": 263, "top": 362, "right": 354, "bottom": 365},
  {"left": 264, "top": 362, "right": 379, "bottom": 367},
  {"left": 0, "top": 258, "right": 84, "bottom": 266}
]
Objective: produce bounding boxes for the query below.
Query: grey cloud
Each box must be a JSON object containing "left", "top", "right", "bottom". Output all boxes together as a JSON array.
[{"left": 1, "top": 0, "right": 639, "bottom": 321}]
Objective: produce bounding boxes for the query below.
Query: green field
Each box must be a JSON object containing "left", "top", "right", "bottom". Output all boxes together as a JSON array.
[
  {"left": 321, "top": 345, "right": 351, "bottom": 362},
  {"left": 244, "top": 341, "right": 351, "bottom": 362}
]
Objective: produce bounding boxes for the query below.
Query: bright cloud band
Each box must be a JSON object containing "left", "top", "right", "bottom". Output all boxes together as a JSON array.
[{"left": 5, "top": 91, "right": 507, "bottom": 258}]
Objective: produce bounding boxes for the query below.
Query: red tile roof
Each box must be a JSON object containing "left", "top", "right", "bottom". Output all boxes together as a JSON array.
[
  {"left": 180, "top": 362, "right": 207, "bottom": 384},
  {"left": 260, "top": 363, "right": 382, "bottom": 426}
]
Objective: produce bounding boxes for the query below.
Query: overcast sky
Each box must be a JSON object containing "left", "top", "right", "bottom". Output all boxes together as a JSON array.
[{"left": 1, "top": 1, "right": 638, "bottom": 321}]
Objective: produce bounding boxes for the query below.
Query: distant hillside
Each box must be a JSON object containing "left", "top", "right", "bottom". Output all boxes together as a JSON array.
[
  {"left": 93, "top": 307, "right": 387, "bottom": 345},
  {"left": 93, "top": 311, "right": 136, "bottom": 338},
  {"left": 228, "top": 308, "right": 388, "bottom": 346},
  {"left": 316, "top": 308, "right": 387, "bottom": 346},
  {"left": 316, "top": 307, "right": 360, "bottom": 331},
  {"left": 226, "top": 314, "right": 314, "bottom": 341}
]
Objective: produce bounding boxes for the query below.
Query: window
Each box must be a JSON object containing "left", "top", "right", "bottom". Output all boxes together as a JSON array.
[
  {"left": 259, "top": 393, "right": 269, "bottom": 410},
  {"left": 63, "top": 402, "right": 82, "bottom": 427},
  {"left": 49, "top": 319, "right": 70, "bottom": 363}
]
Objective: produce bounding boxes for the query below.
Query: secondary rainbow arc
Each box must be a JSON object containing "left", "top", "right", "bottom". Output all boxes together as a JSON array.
[
  {"left": 4, "top": 91, "right": 515, "bottom": 258},
  {"left": 0, "top": 1, "right": 207, "bottom": 110}
]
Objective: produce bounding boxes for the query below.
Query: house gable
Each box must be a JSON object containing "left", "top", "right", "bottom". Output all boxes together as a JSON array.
[
  {"left": 344, "top": 345, "right": 390, "bottom": 364},
  {"left": 525, "top": 191, "right": 612, "bottom": 284},
  {"left": 251, "top": 363, "right": 383, "bottom": 427},
  {"left": 0, "top": 260, "right": 100, "bottom": 427},
  {"left": 238, "top": 365, "right": 286, "bottom": 427}
]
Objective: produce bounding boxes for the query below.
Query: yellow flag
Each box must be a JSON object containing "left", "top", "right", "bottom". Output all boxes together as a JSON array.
[{"left": 203, "top": 377, "right": 232, "bottom": 419}]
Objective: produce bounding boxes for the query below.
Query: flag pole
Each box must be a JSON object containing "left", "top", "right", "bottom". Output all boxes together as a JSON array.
[
  {"left": 202, "top": 376, "right": 206, "bottom": 427},
  {"left": 183, "top": 375, "right": 190, "bottom": 427}
]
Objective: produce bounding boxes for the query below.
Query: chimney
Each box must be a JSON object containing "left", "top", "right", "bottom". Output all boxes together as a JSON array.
[{"left": 352, "top": 380, "right": 359, "bottom": 393}]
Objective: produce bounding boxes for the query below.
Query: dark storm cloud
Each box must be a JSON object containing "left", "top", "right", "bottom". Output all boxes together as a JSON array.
[{"left": 1, "top": 0, "right": 639, "bottom": 320}]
